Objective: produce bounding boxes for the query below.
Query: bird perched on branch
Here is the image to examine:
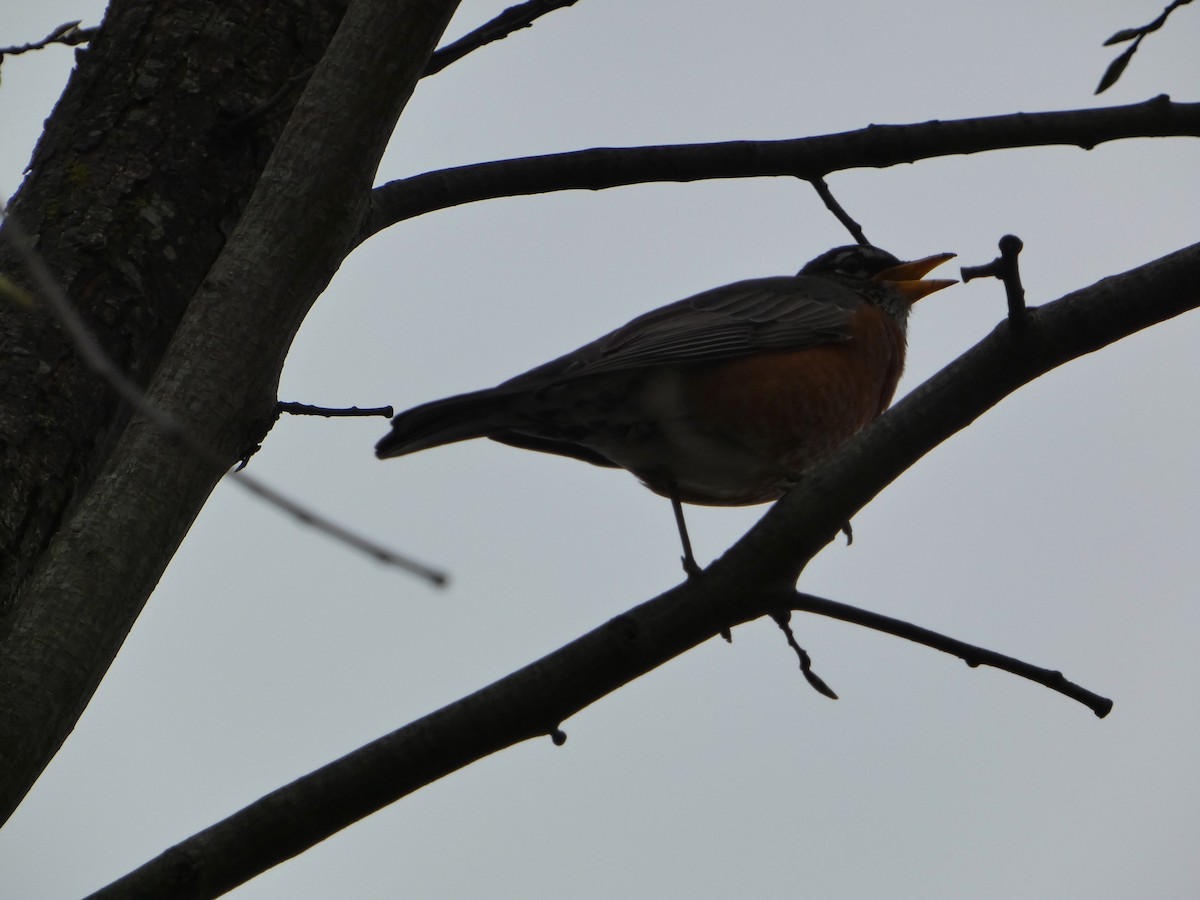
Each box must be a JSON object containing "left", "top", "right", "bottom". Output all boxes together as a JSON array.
[{"left": 377, "top": 244, "right": 956, "bottom": 573}]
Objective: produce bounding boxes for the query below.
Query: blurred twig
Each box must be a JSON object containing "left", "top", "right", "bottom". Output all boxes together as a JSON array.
[{"left": 0, "top": 204, "right": 447, "bottom": 586}]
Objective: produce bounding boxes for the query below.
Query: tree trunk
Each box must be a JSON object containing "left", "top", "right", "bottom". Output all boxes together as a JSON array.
[
  {"left": 0, "top": 0, "right": 460, "bottom": 825},
  {"left": 0, "top": 0, "right": 348, "bottom": 620}
]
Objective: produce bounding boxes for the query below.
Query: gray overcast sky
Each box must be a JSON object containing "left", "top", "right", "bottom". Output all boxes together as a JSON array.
[{"left": 2, "top": 2, "right": 1199, "bottom": 898}]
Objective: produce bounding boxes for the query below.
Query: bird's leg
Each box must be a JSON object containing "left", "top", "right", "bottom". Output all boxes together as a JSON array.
[
  {"left": 669, "top": 488, "right": 702, "bottom": 578},
  {"left": 669, "top": 488, "right": 733, "bottom": 643},
  {"left": 841, "top": 521, "right": 853, "bottom": 545}
]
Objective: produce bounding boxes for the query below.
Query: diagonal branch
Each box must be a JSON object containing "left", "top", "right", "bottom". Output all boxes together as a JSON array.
[
  {"left": 361, "top": 97, "right": 1200, "bottom": 242},
  {"left": 807, "top": 176, "right": 869, "bottom": 245},
  {"left": 424, "top": 0, "right": 582, "bottom": 77},
  {"left": 86, "top": 243, "right": 1200, "bottom": 900}
]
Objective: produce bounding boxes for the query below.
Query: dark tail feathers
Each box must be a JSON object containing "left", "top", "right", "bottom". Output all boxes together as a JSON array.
[{"left": 375, "top": 388, "right": 512, "bottom": 459}]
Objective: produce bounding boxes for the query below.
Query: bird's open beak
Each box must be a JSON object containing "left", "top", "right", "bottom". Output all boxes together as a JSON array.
[{"left": 873, "top": 252, "right": 957, "bottom": 302}]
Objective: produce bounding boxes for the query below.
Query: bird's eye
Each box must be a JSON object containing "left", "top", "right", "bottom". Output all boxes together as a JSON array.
[{"left": 833, "top": 252, "right": 868, "bottom": 278}]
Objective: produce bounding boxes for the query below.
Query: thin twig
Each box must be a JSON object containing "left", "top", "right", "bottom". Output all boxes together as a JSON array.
[
  {"left": 227, "top": 2, "right": 583, "bottom": 152},
  {"left": 770, "top": 610, "right": 838, "bottom": 699},
  {"left": 1095, "top": 0, "right": 1194, "bottom": 94},
  {"left": 808, "top": 176, "right": 869, "bottom": 245},
  {"left": 792, "top": 591, "right": 1113, "bottom": 717},
  {"left": 0, "top": 205, "right": 447, "bottom": 586},
  {"left": 0, "top": 20, "right": 96, "bottom": 61},
  {"left": 278, "top": 402, "right": 394, "bottom": 418},
  {"left": 961, "top": 234, "right": 1027, "bottom": 324},
  {"left": 423, "top": 0, "right": 581, "bottom": 78}
]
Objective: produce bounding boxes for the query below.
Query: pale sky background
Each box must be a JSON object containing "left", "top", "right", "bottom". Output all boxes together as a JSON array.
[{"left": 2, "top": 2, "right": 1199, "bottom": 898}]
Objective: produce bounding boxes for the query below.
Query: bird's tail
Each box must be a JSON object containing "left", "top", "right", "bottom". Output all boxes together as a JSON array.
[{"left": 375, "top": 388, "right": 513, "bottom": 459}]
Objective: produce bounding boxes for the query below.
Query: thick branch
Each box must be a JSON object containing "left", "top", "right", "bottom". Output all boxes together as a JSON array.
[
  {"left": 362, "top": 97, "right": 1200, "bottom": 241},
  {"left": 88, "top": 243, "right": 1200, "bottom": 899}
]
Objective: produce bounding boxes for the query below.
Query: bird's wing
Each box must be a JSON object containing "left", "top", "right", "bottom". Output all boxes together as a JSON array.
[{"left": 502, "top": 275, "right": 860, "bottom": 388}]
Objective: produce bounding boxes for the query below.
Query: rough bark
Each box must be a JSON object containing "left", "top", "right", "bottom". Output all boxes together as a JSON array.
[
  {"left": 0, "top": 0, "right": 465, "bottom": 824},
  {"left": 0, "top": 0, "right": 348, "bottom": 625}
]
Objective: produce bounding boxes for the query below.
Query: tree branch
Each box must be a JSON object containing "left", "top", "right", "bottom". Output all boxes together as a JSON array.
[
  {"left": 86, "top": 243, "right": 1199, "bottom": 899},
  {"left": 423, "top": 0, "right": 581, "bottom": 77},
  {"left": 807, "top": 176, "right": 869, "bottom": 245},
  {"left": 276, "top": 402, "right": 394, "bottom": 418},
  {"left": 0, "top": 20, "right": 96, "bottom": 62},
  {"left": 1095, "top": 0, "right": 1195, "bottom": 94},
  {"left": 361, "top": 97, "right": 1200, "bottom": 242},
  {"left": 792, "top": 592, "right": 1112, "bottom": 717},
  {"left": 962, "top": 234, "right": 1029, "bottom": 324}
]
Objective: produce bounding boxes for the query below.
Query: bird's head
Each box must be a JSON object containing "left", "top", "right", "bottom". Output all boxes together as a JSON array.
[{"left": 800, "top": 244, "right": 957, "bottom": 317}]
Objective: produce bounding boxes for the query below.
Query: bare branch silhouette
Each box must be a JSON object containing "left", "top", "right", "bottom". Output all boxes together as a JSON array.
[
  {"left": 424, "top": 0, "right": 582, "bottom": 77},
  {"left": 362, "top": 98, "right": 1200, "bottom": 241},
  {"left": 792, "top": 592, "right": 1111, "bottom": 717},
  {"left": 0, "top": 20, "right": 96, "bottom": 66},
  {"left": 961, "top": 234, "right": 1028, "bottom": 324},
  {"left": 1096, "top": 0, "right": 1195, "bottom": 94},
  {"left": 808, "top": 176, "right": 870, "bottom": 245},
  {"left": 277, "top": 402, "right": 394, "bottom": 418},
  {"left": 86, "top": 242, "right": 1198, "bottom": 899}
]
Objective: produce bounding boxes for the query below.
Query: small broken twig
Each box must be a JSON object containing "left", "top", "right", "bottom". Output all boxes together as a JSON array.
[
  {"left": 961, "top": 234, "right": 1027, "bottom": 325},
  {"left": 278, "top": 402, "right": 395, "bottom": 418}
]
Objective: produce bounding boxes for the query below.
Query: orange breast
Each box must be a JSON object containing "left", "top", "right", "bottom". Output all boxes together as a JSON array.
[{"left": 683, "top": 304, "right": 907, "bottom": 475}]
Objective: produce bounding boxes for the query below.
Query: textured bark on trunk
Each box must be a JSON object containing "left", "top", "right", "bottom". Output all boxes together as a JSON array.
[
  {"left": 0, "top": 0, "right": 461, "bottom": 828},
  {"left": 0, "top": 0, "right": 348, "bottom": 624}
]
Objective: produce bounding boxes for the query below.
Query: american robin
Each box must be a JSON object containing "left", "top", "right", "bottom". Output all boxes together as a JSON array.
[{"left": 377, "top": 244, "right": 955, "bottom": 573}]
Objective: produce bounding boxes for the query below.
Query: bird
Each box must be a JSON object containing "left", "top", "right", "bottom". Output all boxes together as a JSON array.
[{"left": 376, "top": 244, "right": 956, "bottom": 574}]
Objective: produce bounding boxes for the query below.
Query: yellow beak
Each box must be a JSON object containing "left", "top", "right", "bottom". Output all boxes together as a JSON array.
[{"left": 873, "top": 252, "right": 957, "bottom": 303}]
